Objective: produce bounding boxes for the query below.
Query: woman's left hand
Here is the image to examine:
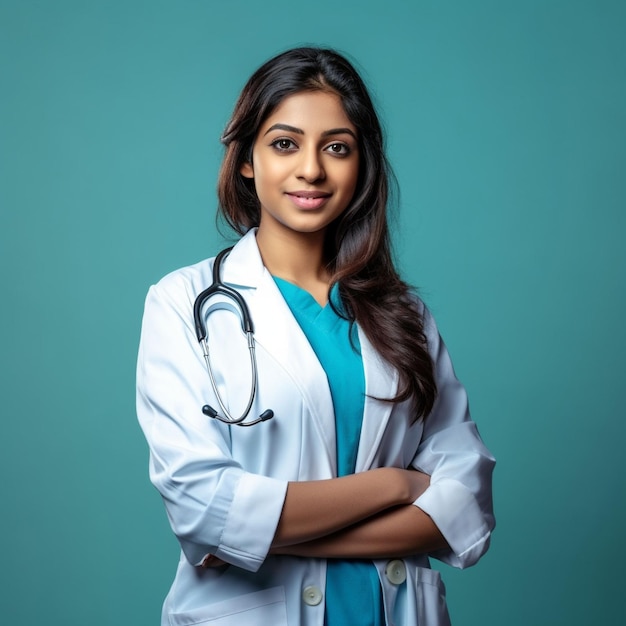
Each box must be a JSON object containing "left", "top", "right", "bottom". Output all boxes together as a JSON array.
[{"left": 201, "top": 554, "right": 228, "bottom": 568}]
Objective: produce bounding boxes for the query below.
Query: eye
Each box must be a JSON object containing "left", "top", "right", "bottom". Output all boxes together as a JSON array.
[
  {"left": 271, "top": 138, "right": 298, "bottom": 152},
  {"left": 325, "top": 142, "right": 350, "bottom": 156}
]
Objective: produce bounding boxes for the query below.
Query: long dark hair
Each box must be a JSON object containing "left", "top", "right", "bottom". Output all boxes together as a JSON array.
[{"left": 217, "top": 47, "right": 436, "bottom": 420}]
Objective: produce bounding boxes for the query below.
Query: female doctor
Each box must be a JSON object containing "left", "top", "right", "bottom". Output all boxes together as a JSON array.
[{"left": 136, "top": 47, "right": 495, "bottom": 626}]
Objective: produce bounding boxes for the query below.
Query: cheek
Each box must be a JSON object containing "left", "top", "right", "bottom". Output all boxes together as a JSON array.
[
  {"left": 343, "top": 163, "right": 360, "bottom": 199},
  {"left": 254, "top": 160, "right": 287, "bottom": 189}
]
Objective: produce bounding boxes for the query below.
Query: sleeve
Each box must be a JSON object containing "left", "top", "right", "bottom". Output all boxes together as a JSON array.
[
  {"left": 136, "top": 278, "right": 288, "bottom": 572},
  {"left": 411, "top": 306, "right": 496, "bottom": 569}
]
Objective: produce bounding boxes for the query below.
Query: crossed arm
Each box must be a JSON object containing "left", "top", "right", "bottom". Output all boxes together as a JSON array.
[
  {"left": 202, "top": 467, "right": 447, "bottom": 567},
  {"left": 272, "top": 467, "right": 447, "bottom": 558}
]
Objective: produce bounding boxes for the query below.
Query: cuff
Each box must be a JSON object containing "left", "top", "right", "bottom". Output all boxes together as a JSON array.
[
  {"left": 215, "top": 472, "right": 289, "bottom": 572},
  {"left": 414, "top": 477, "right": 491, "bottom": 569}
]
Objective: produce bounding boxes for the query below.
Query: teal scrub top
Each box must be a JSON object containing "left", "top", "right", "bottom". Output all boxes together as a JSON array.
[{"left": 273, "top": 277, "right": 384, "bottom": 626}]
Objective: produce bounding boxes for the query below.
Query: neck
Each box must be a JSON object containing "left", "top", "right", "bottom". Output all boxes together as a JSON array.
[{"left": 256, "top": 225, "right": 331, "bottom": 305}]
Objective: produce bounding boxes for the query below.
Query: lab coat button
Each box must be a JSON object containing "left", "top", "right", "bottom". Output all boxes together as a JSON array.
[
  {"left": 302, "top": 585, "right": 323, "bottom": 606},
  {"left": 385, "top": 559, "right": 407, "bottom": 585}
]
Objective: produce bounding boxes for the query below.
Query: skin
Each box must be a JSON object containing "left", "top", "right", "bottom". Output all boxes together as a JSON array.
[
  {"left": 204, "top": 91, "right": 447, "bottom": 568},
  {"left": 240, "top": 90, "right": 359, "bottom": 305}
]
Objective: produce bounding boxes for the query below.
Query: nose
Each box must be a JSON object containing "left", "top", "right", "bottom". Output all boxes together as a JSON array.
[{"left": 296, "top": 147, "right": 325, "bottom": 183}]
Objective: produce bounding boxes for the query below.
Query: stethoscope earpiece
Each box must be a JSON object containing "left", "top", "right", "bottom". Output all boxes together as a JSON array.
[{"left": 194, "top": 248, "right": 274, "bottom": 427}]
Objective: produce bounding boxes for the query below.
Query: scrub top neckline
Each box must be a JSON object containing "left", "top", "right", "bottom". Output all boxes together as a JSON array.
[{"left": 272, "top": 276, "right": 345, "bottom": 329}]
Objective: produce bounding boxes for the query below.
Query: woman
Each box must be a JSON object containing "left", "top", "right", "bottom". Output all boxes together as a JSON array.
[{"left": 137, "top": 47, "right": 495, "bottom": 626}]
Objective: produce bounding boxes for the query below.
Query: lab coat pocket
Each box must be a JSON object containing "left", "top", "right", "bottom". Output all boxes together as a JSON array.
[
  {"left": 413, "top": 567, "right": 451, "bottom": 626},
  {"left": 168, "top": 586, "right": 287, "bottom": 625}
]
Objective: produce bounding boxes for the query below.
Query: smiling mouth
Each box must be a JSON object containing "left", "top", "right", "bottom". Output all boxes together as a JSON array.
[{"left": 286, "top": 191, "right": 332, "bottom": 210}]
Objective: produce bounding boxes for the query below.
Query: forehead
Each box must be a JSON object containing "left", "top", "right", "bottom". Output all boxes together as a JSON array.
[{"left": 260, "top": 91, "right": 356, "bottom": 134}]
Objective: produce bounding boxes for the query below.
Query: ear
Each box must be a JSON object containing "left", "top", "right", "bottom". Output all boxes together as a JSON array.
[{"left": 240, "top": 161, "right": 254, "bottom": 178}]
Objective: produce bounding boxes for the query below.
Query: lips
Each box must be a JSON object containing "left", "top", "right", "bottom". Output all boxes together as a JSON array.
[{"left": 286, "top": 190, "right": 331, "bottom": 210}]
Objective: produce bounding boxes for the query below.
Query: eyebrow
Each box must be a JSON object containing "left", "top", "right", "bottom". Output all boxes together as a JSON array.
[{"left": 263, "top": 123, "right": 357, "bottom": 140}]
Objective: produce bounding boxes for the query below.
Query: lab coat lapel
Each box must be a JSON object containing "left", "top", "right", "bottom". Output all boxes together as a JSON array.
[
  {"left": 221, "top": 231, "right": 337, "bottom": 473},
  {"left": 355, "top": 328, "right": 399, "bottom": 472}
]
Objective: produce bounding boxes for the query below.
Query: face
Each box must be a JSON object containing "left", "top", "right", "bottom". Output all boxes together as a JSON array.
[{"left": 240, "top": 90, "right": 359, "bottom": 240}]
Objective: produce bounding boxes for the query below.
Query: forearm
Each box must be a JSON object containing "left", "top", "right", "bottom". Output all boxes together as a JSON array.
[
  {"left": 273, "top": 504, "right": 448, "bottom": 559},
  {"left": 272, "top": 468, "right": 428, "bottom": 548}
]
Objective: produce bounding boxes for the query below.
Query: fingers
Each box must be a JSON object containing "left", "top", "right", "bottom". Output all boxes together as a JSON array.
[{"left": 201, "top": 554, "right": 228, "bottom": 569}]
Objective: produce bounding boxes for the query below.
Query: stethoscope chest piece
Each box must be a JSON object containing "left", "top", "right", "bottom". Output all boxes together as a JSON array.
[{"left": 193, "top": 247, "right": 274, "bottom": 427}]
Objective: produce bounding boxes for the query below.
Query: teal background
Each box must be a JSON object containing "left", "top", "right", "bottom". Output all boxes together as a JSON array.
[{"left": 1, "top": 1, "right": 624, "bottom": 624}]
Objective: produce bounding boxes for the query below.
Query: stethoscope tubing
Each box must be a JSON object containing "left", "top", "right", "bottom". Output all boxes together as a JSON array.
[
  {"left": 193, "top": 247, "right": 253, "bottom": 341},
  {"left": 193, "top": 248, "right": 273, "bottom": 427}
]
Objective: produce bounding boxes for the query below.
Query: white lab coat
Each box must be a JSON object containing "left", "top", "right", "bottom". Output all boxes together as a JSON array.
[{"left": 136, "top": 229, "right": 495, "bottom": 626}]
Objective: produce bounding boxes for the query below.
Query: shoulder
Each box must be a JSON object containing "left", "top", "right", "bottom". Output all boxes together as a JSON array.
[
  {"left": 405, "top": 292, "right": 442, "bottom": 354},
  {"left": 405, "top": 291, "right": 431, "bottom": 328},
  {"left": 142, "top": 231, "right": 259, "bottom": 324},
  {"left": 141, "top": 257, "right": 218, "bottom": 332},
  {"left": 152, "top": 257, "right": 215, "bottom": 299},
  {"left": 149, "top": 230, "right": 261, "bottom": 300}
]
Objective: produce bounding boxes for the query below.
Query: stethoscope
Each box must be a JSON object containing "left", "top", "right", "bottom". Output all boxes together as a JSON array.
[{"left": 193, "top": 247, "right": 274, "bottom": 426}]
